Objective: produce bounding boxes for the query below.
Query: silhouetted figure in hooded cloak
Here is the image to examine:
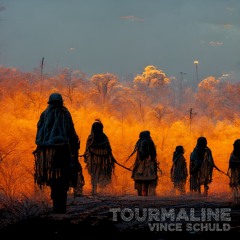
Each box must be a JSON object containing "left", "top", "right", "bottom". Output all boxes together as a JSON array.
[
  {"left": 84, "top": 119, "right": 115, "bottom": 196},
  {"left": 170, "top": 146, "right": 188, "bottom": 195},
  {"left": 33, "top": 93, "right": 84, "bottom": 213},
  {"left": 128, "top": 131, "right": 159, "bottom": 196},
  {"left": 190, "top": 136, "right": 214, "bottom": 196},
  {"left": 228, "top": 139, "right": 240, "bottom": 202}
]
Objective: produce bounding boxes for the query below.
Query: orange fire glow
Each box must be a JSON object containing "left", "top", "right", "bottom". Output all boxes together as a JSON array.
[{"left": 0, "top": 66, "right": 238, "bottom": 202}]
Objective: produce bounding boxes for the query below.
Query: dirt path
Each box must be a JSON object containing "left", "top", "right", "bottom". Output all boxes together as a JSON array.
[{"left": 1, "top": 194, "right": 240, "bottom": 240}]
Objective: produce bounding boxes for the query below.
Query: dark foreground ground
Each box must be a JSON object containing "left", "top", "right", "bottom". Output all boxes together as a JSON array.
[{"left": 0, "top": 194, "right": 240, "bottom": 240}]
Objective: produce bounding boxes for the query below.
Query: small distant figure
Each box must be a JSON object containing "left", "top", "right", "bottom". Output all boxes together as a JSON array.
[
  {"left": 170, "top": 146, "right": 188, "bottom": 195},
  {"left": 190, "top": 136, "right": 214, "bottom": 196},
  {"left": 127, "top": 131, "right": 159, "bottom": 196},
  {"left": 228, "top": 139, "right": 240, "bottom": 203},
  {"left": 84, "top": 119, "right": 115, "bottom": 196},
  {"left": 33, "top": 93, "right": 84, "bottom": 213}
]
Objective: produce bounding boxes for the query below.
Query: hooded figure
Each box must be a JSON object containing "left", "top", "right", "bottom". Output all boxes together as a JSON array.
[
  {"left": 228, "top": 139, "right": 240, "bottom": 202},
  {"left": 34, "top": 93, "right": 84, "bottom": 213},
  {"left": 190, "top": 137, "right": 214, "bottom": 196},
  {"left": 129, "top": 131, "right": 159, "bottom": 196},
  {"left": 170, "top": 146, "right": 188, "bottom": 195},
  {"left": 84, "top": 119, "right": 115, "bottom": 196}
]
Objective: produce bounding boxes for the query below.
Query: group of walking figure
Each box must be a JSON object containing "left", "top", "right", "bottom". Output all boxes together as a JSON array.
[{"left": 33, "top": 93, "right": 240, "bottom": 213}]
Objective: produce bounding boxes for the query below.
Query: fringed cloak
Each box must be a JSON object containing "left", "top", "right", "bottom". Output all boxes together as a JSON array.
[
  {"left": 228, "top": 153, "right": 240, "bottom": 188},
  {"left": 190, "top": 146, "right": 214, "bottom": 191},
  {"left": 34, "top": 104, "right": 82, "bottom": 190},
  {"left": 34, "top": 144, "right": 71, "bottom": 190},
  {"left": 84, "top": 133, "right": 115, "bottom": 188},
  {"left": 131, "top": 132, "right": 158, "bottom": 188},
  {"left": 171, "top": 153, "right": 188, "bottom": 184}
]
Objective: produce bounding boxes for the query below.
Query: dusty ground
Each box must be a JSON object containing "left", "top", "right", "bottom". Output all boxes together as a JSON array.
[{"left": 0, "top": 193, "right": 240, "bottom": 240}]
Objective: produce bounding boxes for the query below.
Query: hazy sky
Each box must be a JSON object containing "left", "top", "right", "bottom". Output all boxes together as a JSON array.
[{"left": 0, "top": 0, "right": 240, "bottom": 82}]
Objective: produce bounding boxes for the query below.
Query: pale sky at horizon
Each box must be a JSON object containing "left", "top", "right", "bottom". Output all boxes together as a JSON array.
[{"left": 0, "top": 0, "right": 240, "bottom": 82}]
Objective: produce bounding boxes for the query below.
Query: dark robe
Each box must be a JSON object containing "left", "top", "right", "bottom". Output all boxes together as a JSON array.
[
  {"left": 84, "top": 130, "right": 115, "bottom": 188},
  {"left": 34, "top": 103, "right": 83, "bottom": 197},
  {"left": 171, "top": 152, "right": 188, "bottom": 182},
  {"left": 131, "top": 131, "right": 158, "bottom": 196},
  {"left": 228, "top": 153, "right": 240, "bottom": 188},
  {"left": 190, "top": 145, "right": 214, "bottom": 192}
]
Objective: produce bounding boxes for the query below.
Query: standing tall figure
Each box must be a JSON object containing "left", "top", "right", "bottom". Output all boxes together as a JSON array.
[
  {"left": 190, "top": 136, "right": 214, "bottom": 196},
  {"left": 128, "top": 131, "right": 159, "bottom": 196},
  {"left": 84, "top": 119, "right": 115, "bottom": 196},
  {"left": 33, "top": 92, "right": 83, "bottom": 213},
  {"left": 228, "top": 139, "right": 240, "bottom": 203},
  {"left": 170, "top": 146, "right": 188, "bottom": 195}
]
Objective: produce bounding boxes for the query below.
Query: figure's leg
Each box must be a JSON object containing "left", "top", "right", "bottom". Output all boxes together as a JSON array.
[
  {"left": 190, "top": 175, "right": 198, "bottom": 193},
  {"left": 236, "top": 186, "right": 240, "bottom": 203},
  {"left": 176, "top": 183, "right": 181, "bottom": 195},
  {"left": 74, "top": 172, "right": 84, "bottom": 197},
  {"left": 182, "top": 181, "right": 186, "bottom": 195},
  {"left": 58, "top": 189, "right": 67, "bottom": 213},
  {"left": 172, "top": 182, "right": 177, "bottom": 195},
  {"left": 135, "top": 181, "right": 142, "bottom": 196},
  {"left": 142, "top": 182, "right": 148, "bottom": 196},
  {"left": 137, "top": 188, "right": 142, "bottom": 196},
  {"left": 51, "top": 186, "right": 58, "bottom": 212},
  {"left": 51, "top": 177, "right": 68, "bottom": 214},
  {"left": 197, "top": 184, "right": 201, "bottom": 194},
  {"left": 91, "top": 176, "right": 97, "bottom": 196},
  {"left": 178, "top": 181, "right": 186, "bottom": 195},
  {"left": 196, "top": 177, "right": 201, "bottom": 194},
  {"left": 204, "top": 183, "right": 209, "bottom": 196},
  {"left": 148, "top": 182, "right": 156, "bottom": 196}
]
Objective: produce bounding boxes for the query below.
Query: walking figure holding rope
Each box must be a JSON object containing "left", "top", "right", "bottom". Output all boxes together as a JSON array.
[
  {"left": 126, "top": 131, "right": 159, "bottom": 196},
  {"left": 83, "top": 119, "right": 115, "bottom": 196},
  {"left": 190, "top": 136, "right": 215, "bottom": 196}
]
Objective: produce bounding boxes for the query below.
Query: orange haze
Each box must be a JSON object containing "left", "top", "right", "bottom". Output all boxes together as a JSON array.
[{"left": 0, "top": 66, "right": 239, "bottom": 202}]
